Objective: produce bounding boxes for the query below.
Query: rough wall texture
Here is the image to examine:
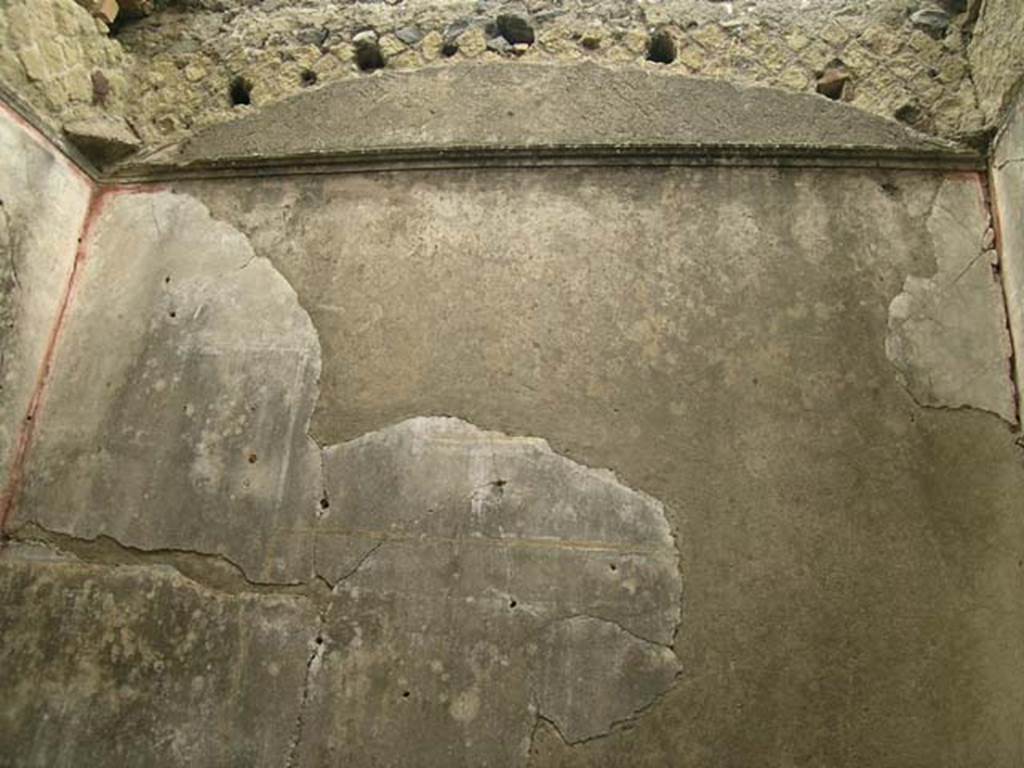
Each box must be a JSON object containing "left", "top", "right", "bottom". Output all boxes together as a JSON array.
[
  {"left": 0, "top": 0, "right": 133, "bottom": 148},
  {"left": 0, "top": 545, "right": 317, "bottom": 767},
  {"left": 969, "top": 0, "right": 1024, "bottom": 127},
  {"left": 0, "top": 0, "right": 999, "bottom": 158}
]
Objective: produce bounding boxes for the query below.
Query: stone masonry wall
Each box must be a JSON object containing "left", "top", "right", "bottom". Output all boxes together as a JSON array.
[
  {"left": 0, "top": 0, "right": 1009, "bottom": 159},
  {"left": 969, "top": 0, "right": 1024, "bottom": 128}
]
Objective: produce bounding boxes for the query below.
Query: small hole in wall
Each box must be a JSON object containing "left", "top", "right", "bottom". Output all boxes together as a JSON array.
[
  {"left": 248, "top": 453, "right": 258, "bottom": 464},
  {"left": 355, "top": 42, "right": 385, "bottom": 72},
  {"left": 315, "top": 635, "right": 324, "bottom": 645},
  {"left": 609, "top": 563, "right": 617, "bottom": 572},
  {"left": 300, "top": 69, "right": 318, "bottom": 87},
  {"left": 894, "top": 103, "right": 922, "bottom": 125},
  {"left": 509, "top": 598, "right": 517, "bottom": 609},
  {"left": 402, "top": 690, "right": 411, "bottom": 698},
  {"left": 164, "top": 276, "right": 171, "bottom": 284},
  {"left": 441, "top": 41, "right": 459, "bottom": 57},
  {"left": 229, "top": 76, "right": 253, "bottom": 106},
  {"left": 815, "top": 60, "right": 849, "bottom": 101},
  {"left": 320, "top": 497, "right": 330, "bottom": 510},
  {"left": 646, "top": 30, "right": 676, "bottom": 64},
  {"left": 168, "top": 310, "right": 177, "bottom": 318}
]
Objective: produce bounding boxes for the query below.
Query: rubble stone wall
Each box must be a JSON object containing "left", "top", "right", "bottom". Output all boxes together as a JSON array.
[{"left": 0, "top": 0, "right": 1011, "bottom": 157}]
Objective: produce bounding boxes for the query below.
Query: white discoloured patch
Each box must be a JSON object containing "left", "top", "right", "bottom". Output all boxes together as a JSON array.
[
  {"left": 885, "top": 177, "right": 1016, "bottom": 423},
  {"left": 449, "top": 689, "right": 481, "bottom": 723}
]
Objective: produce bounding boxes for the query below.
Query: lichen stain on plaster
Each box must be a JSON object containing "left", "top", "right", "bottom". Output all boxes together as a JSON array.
[{"left": 884, "top": 175, "right": 1017, "bottom": 425}]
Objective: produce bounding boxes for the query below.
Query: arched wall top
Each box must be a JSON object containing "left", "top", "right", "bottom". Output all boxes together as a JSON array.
[{"left": 116, "top": 62, "right": 982, "bottom": 180}]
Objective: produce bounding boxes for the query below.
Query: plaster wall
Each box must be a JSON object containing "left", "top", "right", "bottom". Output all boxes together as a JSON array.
[
  {"left": 0, "top": 105, "right": 93, "bottom": 523},
  {"left": 1, "top": 91, "right": 1023, "bottom": 763},
  {"left": 993, "top": 87, "right": 1024, "bottom": 407}
]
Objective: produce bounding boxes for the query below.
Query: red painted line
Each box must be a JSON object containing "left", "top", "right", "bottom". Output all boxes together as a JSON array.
[{"left": 0, "top": 184, "right": 145, "bottom": 536}]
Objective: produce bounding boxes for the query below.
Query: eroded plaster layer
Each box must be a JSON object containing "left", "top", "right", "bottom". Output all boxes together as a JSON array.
[
  {"left": 306, "top": 416, "right": 681, "bottom": 765},
  {"left": 0, "top": 105, "right": 92, "bottom": 519},
  {"left": 12, "top": 189, "right": 322, "bottom": 584},
  {"left": 885, "top": 175, "right": 1016, "bottom": 423},
  {"left": 0, "top": 544, "right": 316, "bottom": 766}
]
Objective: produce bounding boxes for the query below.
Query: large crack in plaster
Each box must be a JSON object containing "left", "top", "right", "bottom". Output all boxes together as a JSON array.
[
  {"left": 885, "top": 176, "right": 1018, "bottom": 425},
  {"left": 1, "top": 189, "right": 684, "bottom": 763}
]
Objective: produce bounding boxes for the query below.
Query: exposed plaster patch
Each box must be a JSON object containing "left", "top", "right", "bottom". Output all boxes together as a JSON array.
[
  {"left": 4, "top": 181, "right": 683, "bottom": 761},
  {"left": 885, "top": 176, "right": 1017, "bottom": 424},
  {"left": 301, "top": 416, "right": 682, "bottom": 765},
  {"left": 12, "top": 189, "right": 323, "bottom": 583}
]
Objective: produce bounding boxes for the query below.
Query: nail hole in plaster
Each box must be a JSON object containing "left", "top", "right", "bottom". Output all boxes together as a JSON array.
[
  {"left": 402, "top": 691, "right": 411, "bottom": 699},
  {"left": 229, "top": 76, "right": 252, "bottom": 106},
  {"left": 646, "top": 30, "right": 676, "bottom": 64},
  {"left": 509, "top": 598, "right": 517, "bottom": 609},
  {"left": 320, "top": 497, "right": 330, "bottom": 510},
  {"left": 248, "top": 453, "right": 258, "bottom": 464},
  {"left": 315, "top": 635, "right": 324, "bottom": 645},
  {"left": 168, "top": 310, "right": 176, "bottom": 318},
  {"left": 609, "top": 563, "right": 617, "bottom": 572},
  {"left": 164, "top": 276, "right": 171, "bottom": 284},
  {"left": 300, "top": 69, "right": 318, "bottom": 87}
]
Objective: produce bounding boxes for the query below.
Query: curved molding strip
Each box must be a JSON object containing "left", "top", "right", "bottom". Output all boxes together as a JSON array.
[{"left": 113, "top": 62, "right": 983, "bottom": 180}]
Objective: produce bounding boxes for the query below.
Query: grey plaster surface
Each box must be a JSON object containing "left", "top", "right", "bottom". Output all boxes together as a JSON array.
[
  {"left": 0, "top": 108, "right": 91, "bottom": 497},
  {"left": 885, "top": 176, "right": 1016, "bottom": 422},
  {"left": 0, "top": 544, "right": 316, "bottom": 767},
  {"left": 180, "top": 164, "right": 1024, "bottom": 766},
  {"left": 123, "top": 64, "right": 973, "bottom": 174},
  {"left": 307, "top": 417, "right": 681, "bottom": 764}
]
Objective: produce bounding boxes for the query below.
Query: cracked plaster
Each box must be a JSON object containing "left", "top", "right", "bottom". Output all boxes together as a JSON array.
[
  {"left": 885, "top": 175, "right": 1017, "bottom": 423},
  {"left": 3, "top": 185, "right": 684, "bottom": 763}
]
